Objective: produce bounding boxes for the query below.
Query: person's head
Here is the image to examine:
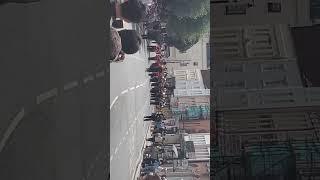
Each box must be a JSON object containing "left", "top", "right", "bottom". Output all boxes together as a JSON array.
[
  {"left": 120, "top": 0, "right": 146, "bottom": 23},
  {"left": 118, "top": 29, "right": 142, "bottom": 54}
]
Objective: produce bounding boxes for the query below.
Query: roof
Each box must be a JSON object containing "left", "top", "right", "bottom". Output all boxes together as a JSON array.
[{"left": 200, "top": 70, "right": 210, "bottom": 89}]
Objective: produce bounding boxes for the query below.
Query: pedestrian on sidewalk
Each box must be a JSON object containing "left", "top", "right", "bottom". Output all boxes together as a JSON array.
[
  {"left": 150, "top": 86, "right": 160, "bottom": 92},
  {"left": 150, "top": 101, "right": 160, "bottom": 105},
  {"left": 151, "top": 98, "right": 161, "bottom": 103},
  {"left": 147, "top": 45, "right": 161, "bottom": 52},
  {"left": 142, "top": 157, "right": 160, "bottom": 167},
  {"left": 146, "top": 133, "right": 164, "bottom": 143},
  {"left": 113, "top": 0, "right": 147, "bottom": 23},
  {"left": 148, "top": 54, "right": 161, "bottom": 61},
  {"left": 151, "top": 82, "right": 160, "bottom": 87},
  {"left": 148, "top": 72, "right": 159, "bottom": 78},
  {"left": 146, "top": 66, "right": 162, "bottom": 73},
  {"left": 150, "top": 76, "right": 160, "bottom": 81}
]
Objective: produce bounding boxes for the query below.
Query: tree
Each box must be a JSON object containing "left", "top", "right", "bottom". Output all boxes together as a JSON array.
[
  {"left": 165, "top": 14, "right": 209, "bottom": 51},
  {"left": 166, "top": 14, "right": 209, "bottom": 38},
  {"left": 164, "top": 0, "right": 210, "bottom": 19},
  {"left": 166, "top": 35, "right": 200, "bottom": 52}
]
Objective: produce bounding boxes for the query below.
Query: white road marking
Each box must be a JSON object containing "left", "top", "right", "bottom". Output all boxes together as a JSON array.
[
  {"left": 129, "top": 87, "right": 135, "bottom": 91},
  {"left": 121, "top": 89, "right": 129, "bottom": 95},
  {"left": 110, "top": 155, "right": 113, "bottom": 162},
  {"left": 111, "top": 101, "right": 147, "bottom": 159},
  {"left": 63, "top": 81, "right": 78, "bottom": 91},
  {"left": 0, "top": 108, "right": 25, "bottom": 153},
  {"left": 36, "top": 88, "right": 58, "bottom": 104},
  {"left": 83, "top": 74, "right": 94, "bottom": 84},
  {"left": 110, "top": 96, "right": 119, "bottom": 109},
  {"left": 95, "top": 71, "right": 105, "bottom": 78}
]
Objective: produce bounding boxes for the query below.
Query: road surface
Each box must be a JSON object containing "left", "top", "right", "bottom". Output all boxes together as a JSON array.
[
  {"left": 110, "top": 22, "right": 152, "bottom": 180},
  {"left": 0, "top": 1, "right": 109, "bottom": 180}
]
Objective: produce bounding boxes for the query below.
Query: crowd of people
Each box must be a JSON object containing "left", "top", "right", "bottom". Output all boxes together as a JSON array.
[
  {"left": 139, "top": 32, "right": 172, "bottom": 179},
  {"left": 110, "top": 0, "right": 174, "bottom": 179},
  {"left": 140, "top": 112, "right": 168, "bottom": 179}
]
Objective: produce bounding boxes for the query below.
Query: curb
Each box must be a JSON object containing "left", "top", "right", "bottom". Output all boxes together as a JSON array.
[{"left": 132, "top": 123, "right": 152, "bottom": 180}]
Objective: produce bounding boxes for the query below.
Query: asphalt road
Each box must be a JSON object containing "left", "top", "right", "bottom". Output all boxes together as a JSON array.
[
  {"left": 0, "top": 1, "right": 109, "bottom": 180},
  {"left": 110, "top": 22, "right": 152, "bottom": 180}
]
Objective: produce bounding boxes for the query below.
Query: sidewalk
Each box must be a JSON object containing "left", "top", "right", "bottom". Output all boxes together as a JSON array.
[{"left": 132, "top": 103, "right": 156, "bottom": 180}]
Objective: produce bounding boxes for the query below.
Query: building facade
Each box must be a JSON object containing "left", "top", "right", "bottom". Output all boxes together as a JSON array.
[
  {"left": 213, "top": 59, "right": 303, "bottom": 96},
  {"left": 167, "top": 34, "right": 210, "bottom": 72},
  {"left": 180, "top": 119, "right": 210, "bottom": 133},
  {"left": 172, "top": 68, "right": 210, "bottom": 120},
  {"left": 173, "top": 69, "right": 203, "bottom": 82},
  {"left": 211, "top": 0, "right": 319, "bottom": 27},
  {"left": 211, "top": 24, "right": 296, "bottom": 61},
  {"left": 184, "top": 133, "right": 210, "bottom": 162}
]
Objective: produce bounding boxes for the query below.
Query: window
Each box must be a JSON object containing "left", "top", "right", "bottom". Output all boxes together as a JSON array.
[
  {"left": 214, "top": 42, "right": 240, "bottom": 47},
  {"left": 254, "top": 33, "right": 270, "bottom": 36},
  {"left": 260, "top": 124, "right": 272, "bottom": 128},
  {"left": 255, "top": 29, "right": 270, "bottom": 32},
  {"left": 225, "top": 64, "right": 244, "bottom": 72},
  {"left": 193, "top": 62, "right": 198, "bottom": 66},
  {"left": 261, "top": 134, "right": 275, "bottom": 139},
  {"left": 262, "top": 78, "right": 288, "bottom": 88},
  {"left": 263, "top": 99, "right": 295, "bottom": 104},
  {"left": 258, "top": 115, "right": 272, "bottom": 119},
  {"left": 253, "top": 52, "right": 274, "bottom": 57},
  {"left": 261, "top": 64, "right": 286, "bottom": 72},
  {"left": 256, "top": 40, "right": 269, "bottom": 44},
  {"left": 224, "top": 80, "right": 246, "bottom": 88},
  {"left": 225, "top": 5, "right": 247, "bottom": 15},
  {"left": 180, "top": 62, "right": 188, "bottom": 66},
  {"left": 213, "top": 35, "right": 238, "bottom": 39},
  {"left": 268, "top": 2, "right": 281, "bottom": 13},
  {"left": 253, "top": 46, "right": 273, "bottom": 50},
  {"left": 217, "top": 48, "right": 239, "bottom": 53}
]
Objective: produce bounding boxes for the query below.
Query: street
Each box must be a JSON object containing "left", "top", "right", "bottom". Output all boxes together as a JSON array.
[
  {"left": 0, "top": 1, "right": 151, "bottom": 180},
  {"left": 0, "top": 1, "right": 109, "bottom": 180},
  {"left": 110, "top": 22, "right": 152, "bottom": 180}
]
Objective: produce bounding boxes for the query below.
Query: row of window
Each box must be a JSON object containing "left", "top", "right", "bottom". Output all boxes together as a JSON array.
[
  {"left": 223, "top": 78, "right": 288, "bottom": 88},
  {"left": 224, "top": 63, "right": 287, "bottom": 72},
  {"left": 225, "top": 2, "right": 281, "bottom": 15}
]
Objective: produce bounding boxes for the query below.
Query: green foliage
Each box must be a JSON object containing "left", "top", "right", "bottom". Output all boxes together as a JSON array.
[
  {"left": 164, "top": 0, "right": 210, "bottom": 19},
  {"left": 167, "top": 34, "right": 200, "bottom": 52},
  {"left": 165, "top": 14, "right": 209, "bottom": 51},
  {"left": 166, "top": 14, "right": 209, "bottom": 38},
  {"left": 160, "top": 0, "right": 210, "bottom": 51}
]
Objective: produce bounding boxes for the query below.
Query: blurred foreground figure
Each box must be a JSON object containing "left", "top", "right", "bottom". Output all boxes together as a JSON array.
[
  {"left": 112, "top": 0, "right": 147, "bottom": 23},
  {"left": 110, "top": 28, "right": 142, "bottom": 62}
]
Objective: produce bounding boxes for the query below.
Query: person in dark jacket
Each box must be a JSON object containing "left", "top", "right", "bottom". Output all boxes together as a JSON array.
[
  {"left": 118, "top": 0, "right": 147, "bottom": 23},
  {"left": 118, "top": 29, "right": 142, "bottom": 54}
]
